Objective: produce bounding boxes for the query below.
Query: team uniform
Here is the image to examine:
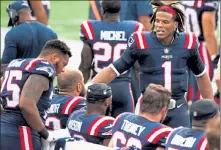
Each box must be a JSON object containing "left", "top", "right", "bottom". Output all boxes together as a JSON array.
[
  {"left": 112, "top": 31, "right": 206, "bottom": 128},
  {"left": 0, "top": 58, "right": 55, "bottom": 150},
  {"left": 111, "top": 112, "right": 172, "bottom": 149},
  {"left": 67, "top": 110, "right": 115, "bottom": 145},
  {"left": 80, "top": 20, "right": 144, "bottom": 117},
  {"left": 181, "top": 0, "right": 219, "bottom": 102},
  {"left": 45, "top": 95, "right": 86, "bottom": 130},
  {"left": 2, "top": 21, "right": 57, "bottom": 64},
  {"left": 165, "top": 127, "right": 208, "bottom": 150}
]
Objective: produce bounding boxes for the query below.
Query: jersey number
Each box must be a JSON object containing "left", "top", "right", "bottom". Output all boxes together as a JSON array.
[
  {"left": 112, "top": 131, "right": 142, "bottom": 149},
  {"left": 1, "top": 70, "right": 22, "bottom": 108},
  {"left": 162, "top": 61, "right": 171, "bottom": 91},
  {"left": 45, "top": 117, "right": 62, "bottom": 130},
  {"left": 93, "top": 42, "right": 127, "bottom": 73}
]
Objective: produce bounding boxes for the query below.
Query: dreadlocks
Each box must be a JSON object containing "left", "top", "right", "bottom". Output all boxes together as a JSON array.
[{"left": 150, "top": 0, "right": 185, "bottom": 32}]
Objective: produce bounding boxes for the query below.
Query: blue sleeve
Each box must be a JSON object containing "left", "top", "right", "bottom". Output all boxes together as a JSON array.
[
  {"left": 202, "top": 0, "right": 219, "bottom": 12},
  {"left": 136, "top": 0, "right": 153, "bottom": 16},
  {"left": 112, "top": 33, "right": 140, "bottom": 74},
  {"left": 2, "top": 31, "right": 17, "bottom": 64}
]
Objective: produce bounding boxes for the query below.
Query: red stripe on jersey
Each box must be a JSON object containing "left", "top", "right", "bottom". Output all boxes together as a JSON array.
[
  {"left": 191, "top": 33, "right": 197, "bottom": 49},
  {"left": 197, "top": 136, "right": 208, "bottom": 150},
  {"left": 19, "top": 126, "right": 26, "bottom": 150},
  {"left": 24, "top": 59, "right": 42, "bottom": 71},
  {"left": 141, "top": 32, "right": 148, "bottom": 49},
  {"left": 184, "top": 33, "right": 190, "bottom": 49},
  {"left": 61, "top": 97, "right": 84, "bottom": 115},
  {"left": 134, "top": 33, "right": 141, "bottom": 49},
  {"left": 80, "top": 23, "right": 89, "bottom": 39},
  {"left": 94, "top": 118, "right": 114, "bottom": 136},
  {"left": 145, "top": 126, "right": 172, "bottom": 144},
  {"left": 26, "top": 127, "right": 34, "bottom": 150},
  {"left": 87, "top": 20, "right": 95, "bottom": 40},
  {"left": 19, "top": 126, "right": 34, "bottom": 150},
  {"left": 87, "top": 116, "right": 103, "bottom": 135},
  {"left": 134, "top": 24, "right": 139, "bottom": 32}
]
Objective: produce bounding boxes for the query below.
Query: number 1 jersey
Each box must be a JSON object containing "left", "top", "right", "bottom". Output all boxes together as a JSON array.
[{"left": 80, "top": 20, "right": 144, "bottom": 81}]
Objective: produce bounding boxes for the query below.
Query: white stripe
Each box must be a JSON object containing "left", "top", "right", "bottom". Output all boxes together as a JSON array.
[
  {"left": 137, "top": 32, "right": 144, "bottom": 49},
  {"left": 135, "top": 94, "right": 143, "bottom": 115},
  {"left": 137, "top": 23, "right": 144, "bottom": 32},
  {"left": 83, "top": 21, "right": 93, "bottom": 40},
  {"left": 90, "top": 116, "right": 114, "bottom": 135},
  {"left": 64, "top": 97, "right": 82, "bottom": 114},
  {"left": 110, "top": 64, "right": 120, "bottom": 76},
  {"left": 147, "top": 127, "right": 172, "bottom": 143},
  {"left": 200, "top": 138, "right": 208, "bottom": 150},
  {"left": 202, "top": 42, "right": 210, "bottom": 77},
  {"left": 197, "top": 0, "right": 202, "bottom": 8},
  {"left": 187, "top": 33, "right": 193, "bottom": 49},
  {"left": 194, "top": 67, "right": 207, "bottom": 77},
  {"left": 25, "top": 59, "right": 39, "bottom": 70},
  {"left": 168, "top": 148, "right": 178, "bottom": 150},
  {"left": 22, "top": 126, "right": 30, "bottom": 150}
]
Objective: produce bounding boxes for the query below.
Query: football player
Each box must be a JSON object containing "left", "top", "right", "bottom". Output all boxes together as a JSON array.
[
  {"left": 79, "top": 0, "right": 144, "bottom": 117},
  {"left": 0, "top": 40, "right": 71, "bottom": 149},
  {"left": 109, "top": 84, "right": 172, "bottom": 149},
  {"left": 181, "top": 0, "right": 219, "bottom": 103},
  {"left": 92, "top": 1, "right": 213, "bottom": 128},
  {"left": 166, "top": 99, "right": 219, "bottom": 150},
  {"left": 67, "top": 83, "right": 114, "bottom": 146},
  {"left": 45, "top": 69, "right": 86, "bottom": 131},
  {"left": 2, "top": 1, "right": 57, "bottom": 65}
]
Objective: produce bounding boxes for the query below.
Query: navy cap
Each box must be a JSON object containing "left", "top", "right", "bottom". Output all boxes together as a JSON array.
[
  {"left": 7, "top": 1, "right": 30, "bottom": 26},
  {"left": 190, "top": 99, "right": 218, "bottom": 121},
  {"left": 87, "top": 83, "right": 112, "bottom": 103}
]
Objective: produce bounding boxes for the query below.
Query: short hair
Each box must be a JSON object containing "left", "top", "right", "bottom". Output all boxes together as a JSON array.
[
  {"left": 140, "top": 84, "right": 171, "bottom": 114},
  {"left": 150, "top": 0, "right": 185, "bottom": 32},
  {"left": 205, "top": 116, "right": 220, "bottom": 150},
  {"left": 41, "top": 39, "right": 72, "bottom": 57},
  {"left": 101, "top": 0, "right": 121, "bottom": 14}
]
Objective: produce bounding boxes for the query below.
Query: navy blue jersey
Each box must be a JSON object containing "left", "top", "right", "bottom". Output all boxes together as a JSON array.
[
  {"left": 67, "top": 110, "right": 115, "bottom": 145},
  {"left": 112, "top": 112, "right": 172, "bottom": 149},
  {"left": 112, "top": 32, "right": 205, "bottom": 100},
  {"left": 120, "top": 0, "right": 153, "bottom": 21},
  {"left": 166, "top": 127, "right": 208, "bottom": 150},
  {"left": 45, "top": 95, "right": 86, "bottom": 130},
  {"left": 181, "top": 0, "right": 219, "bottom": 41},
  {"left": 80, "top": 20, "right": 144, "bottom": 81},
  {"left": 2, "top": 21, "right": 57, "bottom": 64},
  {"left": 1, "top": 58, "right": 55, "bottom": 126}
]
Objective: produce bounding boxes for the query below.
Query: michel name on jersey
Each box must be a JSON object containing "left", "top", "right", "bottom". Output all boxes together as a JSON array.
[
  {"left": 121, "top": 120, "right": 145, "bottom": 136},
  {"left": 100, "top": 30, "right": 127, "bottom": 41}
]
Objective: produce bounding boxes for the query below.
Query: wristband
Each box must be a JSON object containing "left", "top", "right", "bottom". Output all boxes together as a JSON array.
[{"left": 38, "top": 128, "right": 49, "bottom": 140}]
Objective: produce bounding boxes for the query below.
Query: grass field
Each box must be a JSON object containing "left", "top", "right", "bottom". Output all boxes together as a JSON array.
[{"left": 1, "top": 1, "right": 89, "bottom": 40}]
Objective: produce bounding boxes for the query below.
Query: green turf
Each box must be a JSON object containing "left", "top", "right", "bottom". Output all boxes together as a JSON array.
[{"left": 1, "top": 1, "right": 89, "bottom": 40}]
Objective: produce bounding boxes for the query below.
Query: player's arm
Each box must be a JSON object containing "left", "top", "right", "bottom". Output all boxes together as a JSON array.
[
  {"left": 215, "top": 59, "right": 220, "bottom": 91},
  {"left": 2, "top": 31, "right": 17, "bottom": 64},
  {"left": 187, "top": 38, "right": 213, "bottom": 99},
  {"left": 78, "top": 43, "right": 93, "bottom": 83},
  {"left": 136, "top": 1, "right": 153, "bottom": 31},
  {"left": 92, "top": 34, "right": 139, "bottom": 84},
  {"left": 108, "top": 137, "right": 114, "bottom": 147},
  {"left": 19, "top": 74, "right": 49, "bottom": 135},
  {"left": 132, "top": 61, "right": 140, "bottom": 81},
  {"left": 28, "top": 0, "right": 48, "bottom": 25},
  {"left": 202, "top": 1, "right": 219, "bottom": 58}
]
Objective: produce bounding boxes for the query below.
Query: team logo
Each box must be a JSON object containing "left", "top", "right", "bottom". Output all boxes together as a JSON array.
[
  {"left": 164, "top": 48, "right": 170, "bottom": 54},
  {"left": 128, "top": 36, "right": 134, "bottom": 47}
]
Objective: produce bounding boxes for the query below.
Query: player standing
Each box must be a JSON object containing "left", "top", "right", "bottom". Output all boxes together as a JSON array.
[
  {"left": 92, "top": 1, "right": 213, "bottom": 128},
  {"left": 0, "top": 40, "right": 71, "bottom": 150},
  {"left": 79, "top": 0, "right": 144, "bottom": 117},
  {"left": 181, "top": 0, "right": 219, "bottom": 102}
]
